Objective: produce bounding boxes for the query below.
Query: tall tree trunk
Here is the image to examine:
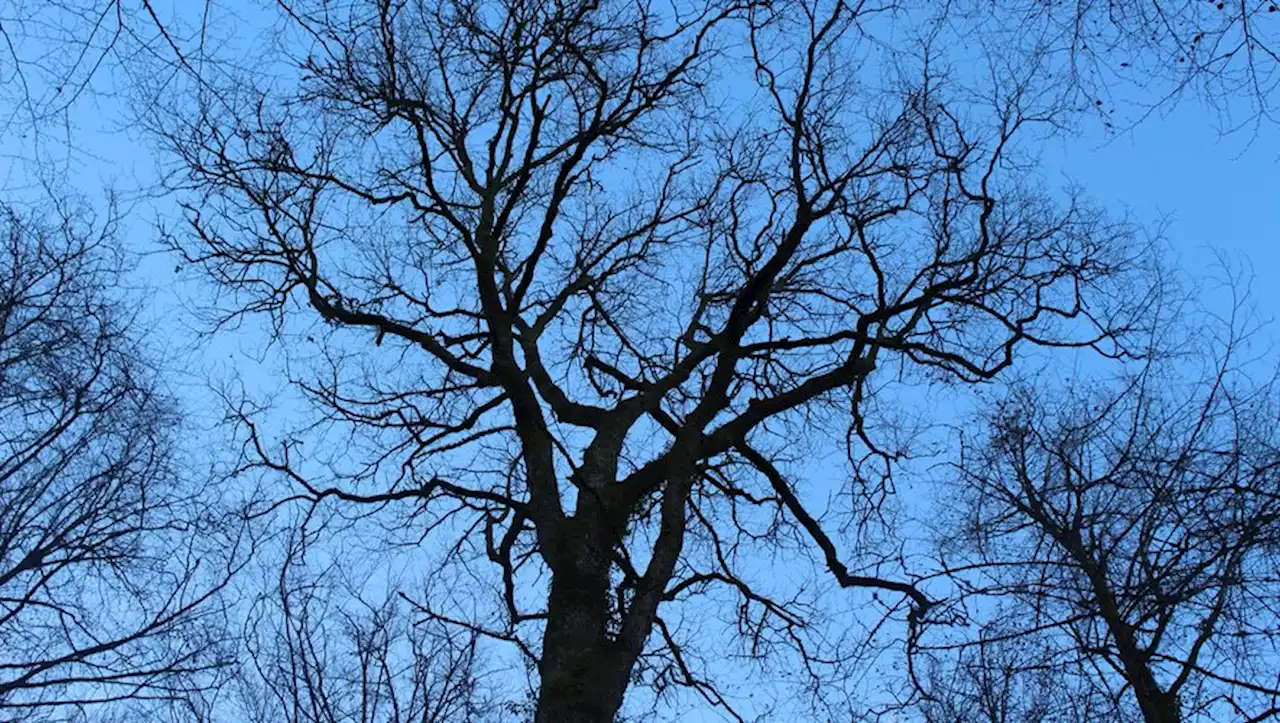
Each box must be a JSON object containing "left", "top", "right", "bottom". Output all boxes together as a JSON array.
[{"left": 535, "top": 537, "right": 632, "bottom": 722}]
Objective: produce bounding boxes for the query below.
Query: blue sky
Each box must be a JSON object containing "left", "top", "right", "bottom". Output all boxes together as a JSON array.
[
  {"left": 4, "top": 2, "right": 1274, "bottom": 417},
  {"left": 1048, "top": 105, "right": 1280, "bottom": 319},
  {"left": 3, "top": 1, "right": 1279, "bottom": 719}
]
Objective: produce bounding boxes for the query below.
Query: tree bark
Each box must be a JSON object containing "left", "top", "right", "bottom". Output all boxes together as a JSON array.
[
  {"left": 535, "top": 533, "right": 632, "bottom": 723},
  {"left": 1129, "top": 665, "right": 1181, "bottom": 723},
  {"left": 1141, "top": 692, "right": 1181, "bottom": 723}
]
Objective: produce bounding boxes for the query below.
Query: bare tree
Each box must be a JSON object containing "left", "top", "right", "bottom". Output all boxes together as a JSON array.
[
  {"left": 943, "top": 0, "right": 1280, "bottom": 132},
  {"left": 203, "top": 518, "right": 505, "bottom": 723},
  {"left": 143, "top": 0, "right": 1157, "bottom": 718},
  {"left": 915, "top": 633, "right": 1104, "bottom": 723},
  {"left": 0, "top": 0, "right": 210, "bottom": 173},
  {"left": 930, "top": 310, "right": 1280, "bottom": 721},
  {"left": 0, "top": 199, "right": 245, "bottom": 720}
]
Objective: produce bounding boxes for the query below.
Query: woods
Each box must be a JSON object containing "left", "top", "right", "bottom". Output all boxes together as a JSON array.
[
  {"left": 924, "top": 310, "right": 1280, "bottom": 720},
  {"left": 0, "top": 201, "right": 240, "bottom": 716},
  {"left": 1, "top": 0, "right": 1279, "bottom": 720}
]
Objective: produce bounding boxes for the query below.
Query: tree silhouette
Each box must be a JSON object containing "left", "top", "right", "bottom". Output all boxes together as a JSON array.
[
  {"left": 0, "top": 200, "right": 242, "bottom": 718},
  {"left": 929, "top": 305, "right": 1280, "bottom": 722},
  {"left": 213, "top": 521, "right": 504, "bottom": 723},
  {"left": 144, "top": 0, "right": 1158, "bottom": 718},
  {"left": 947, "top": 0, "right": 1280, "bottom": 131}
]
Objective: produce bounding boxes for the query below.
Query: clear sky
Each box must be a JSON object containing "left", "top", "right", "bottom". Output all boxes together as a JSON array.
[{"left": 1048, "top": 105, "right": 1280, "bottom": 320}]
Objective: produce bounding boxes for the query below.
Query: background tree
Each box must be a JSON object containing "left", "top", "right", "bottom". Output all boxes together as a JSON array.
[
  {"left": 915, "top": 634, "right": 1104, "bottom": 723},
  {"left": 209, "top": 520, "right": 504, "bottom": 723},
  {"left": 0, "top": 199, "right": 243, "bottom": 719},
  {"left": 0, "top": 0, "right": 202, "bottom": 173},
  {"left": 946, "top": 0, "right": 1280, "bottom": 132},
  {"left": 926, "top": 300, "right": 1280, "bottom": 721},
  {"left": 144, "top": 0, "right": 1157, "bottom": 718}
]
